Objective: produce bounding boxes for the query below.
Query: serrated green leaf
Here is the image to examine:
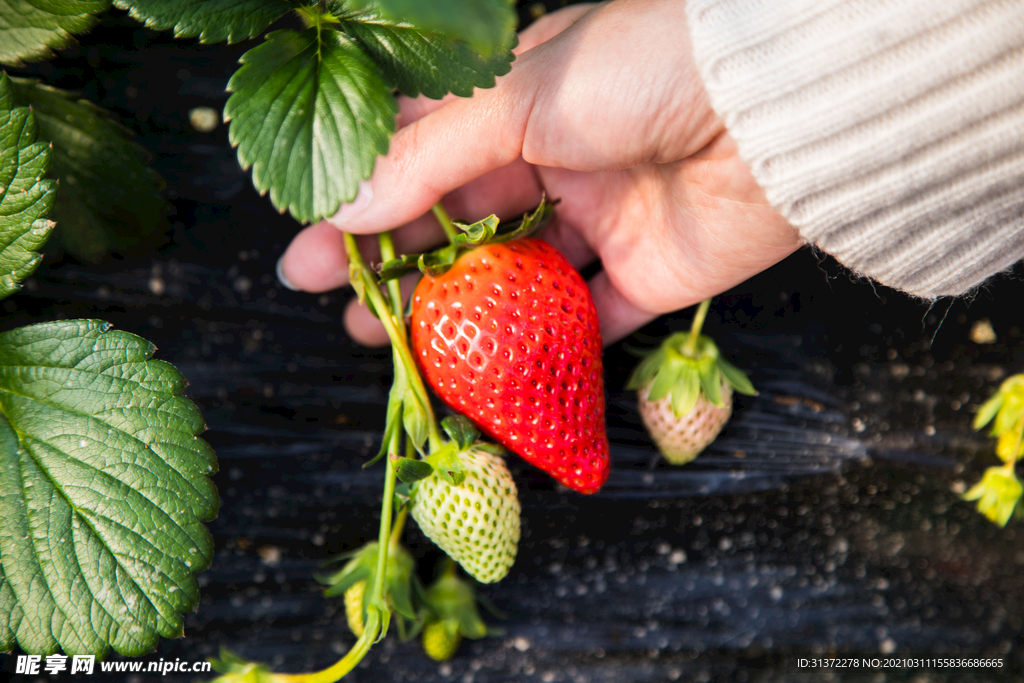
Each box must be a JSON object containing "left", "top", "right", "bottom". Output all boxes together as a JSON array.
[
  {"left": 0, "top": 73, "right": 55, "bottom": 300},
  {"left": 113, "top": 0, "right": 290, "bottom": 44},
  {"left": 0, "top": 0, "right": 108, "bottom": 66},
  {"left": 699, "top": 360, "right": 724, "bottom": 407},
  {"left": 340, "top": 13, "right": 514, "bottom": 99},
  {"left": 670, "top": 369, "right": 701, "bottom": 419},
  {"left": 345, "top": 0, "right": 515, "bottom": 57},
  {"left": 225, "top": 26, "right": 397, "bottom": 224},
  {"left": 394, "top": 456, "right": 433, "bottom": 483},
  {"left": 0, "top": 319, "right": 218, "bottom": 656},
  {"left": 10, "top": 78, "right": 169, "bottom": 263},
  {"left": 717, "top": 356, "right": 756, "bottom": 396}
]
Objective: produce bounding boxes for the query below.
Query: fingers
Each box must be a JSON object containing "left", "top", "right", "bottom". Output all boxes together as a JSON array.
[
  {"left": 586, "top": 271, "right": 663, "bottom": 346},
  {"left": 516, "top": 3, "right": 596, "bottom": 52},
  {"left": 278, "top": 219, "right": 449, "bottom": 293},
  {"left": 276, "top": 221, "right": 350, "bottom": 293}
]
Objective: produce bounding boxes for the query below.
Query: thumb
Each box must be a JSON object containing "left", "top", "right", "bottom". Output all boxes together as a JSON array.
[{"left": 326, "top": 52, "right": 546, "bottom": 235}]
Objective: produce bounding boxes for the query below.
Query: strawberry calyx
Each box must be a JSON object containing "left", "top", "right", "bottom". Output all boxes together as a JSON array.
[
  {"left": 317, "top": 540, "right": 420, "bottom": 639},
  {"left": 378, "top": 198, "right": 556, "bottom": 282},
  {"left": 421, "top": 561, "right": 494, "bottom": 661},
  {"left": 627, "top": 331, "right": 756, "bottom": 419}
]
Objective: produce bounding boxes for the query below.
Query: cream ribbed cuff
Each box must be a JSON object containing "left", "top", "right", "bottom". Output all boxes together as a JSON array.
[{"left": 687, "top": 0, "right": 1024, "bottom": 297}]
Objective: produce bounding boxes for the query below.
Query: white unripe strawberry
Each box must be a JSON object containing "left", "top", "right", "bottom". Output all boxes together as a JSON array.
[
  {"left": 412, "top": 441, "right": 521, "bottom": 583},
  {"left": 638, "top": 378, "right": 732, "bottom": 464},
  {"left": 628, "top": 329, "right": 755, "bottom": 465}
]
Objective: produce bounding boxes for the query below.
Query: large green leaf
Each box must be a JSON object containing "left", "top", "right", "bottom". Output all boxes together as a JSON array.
[
  {"left": 225, "top": 25, "right": 397, "bottom": 224},
  {"left": 112, "top": 0, "right": 290, "bottom": 44},
  {"left": 346, "top": 0, "right": 515, "bottom": 57},
  {"left": 340, "top": 13, "right": 514, "bottom": 99},
  {"left": 0, "top": 72, "right": 55, "bottom": 300},
  {"left": 0, "top": 0, "right": 109, "bottom": 66},
  {"left": 10, "top": 78, "right": 168, "bottom": 263},
  {"left": 0, "top": 320, "right": 218, "bottom": 656}
]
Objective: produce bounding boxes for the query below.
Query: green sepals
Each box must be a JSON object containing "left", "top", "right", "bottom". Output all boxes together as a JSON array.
[
  {"left": 401, "top": 379, "right": 431, "bottom": 452},
  {"left": 225, "top": 25, "right": 397, "bottom": 224},
  {"left": 113, "top": 0, "right": 291, "bottom": 44},
  {"left": 670, "top": 369, "right": 701, "bottom": 419},
  {"left": 393, "top": 481, "right": 412, "bottom": 513},
  {"left": 393, "top": 455, "right": 433, "bottom": 483},
  {"left": 626, "top": 331, "right": 756, "bottom": 416},
  {"left": 0, "top": 72, "right": 55, "bottom": 299},
  {"left": 343, "top": 0, "right": 517, "bottom": 58},
  {"left": 425, "top": 442, "right": 466, "bottom": 487},
  {"left": 441, "top": 414, "right": 480, "bottom": 451},
  {"left": 319, "top": 540, "right": 418, "bottom": 624},
  {"left": 963, "top": 465, "right": 1023, "bottom": 527},
  {"left": 380, "top": 198, "right": 556, "bottom": 281},
  {"left": 0, "top": 0, "right": 108, "bottom": 66},
  {"left": 209, "top": 648, "right": 279, "bottom": 683},
  {"left": 699, "top": 355, "right": 723, "bottom": 407},
  {"left": 423, "top": 564, "right": 489, "bottom": 641},
  {"left": 455, "top": 198, "right": 555, "bottom": 248},
  {"left": 974, "top": 373, "right": 1024, "bottom": 435},
  {"left": 368, "top": 351, "right": 429, "bottom": 467},
  {"left": 717, "top": 355, "right": 757, "bottom": 396},
  {"left": 453, "top": 214, "right": 500, "bottom": 247},
  {"left": 318, "top": 544, "right": 374, "bottom": 596},
  {"left": 10, "top": 77, "right": 169, "bottom": 263},
  {"left": 473, "top": 442, "right": 506, "bottom": 457}
]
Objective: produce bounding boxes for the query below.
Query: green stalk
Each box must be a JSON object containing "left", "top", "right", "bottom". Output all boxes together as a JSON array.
[
  {"left": 378, "top": 232, "right": 405, "bottom": 330},
  {"left": 432, "top": 204, "right": 459, "bottom": 245},
  {"left": 682, "top": 298, "right": 712, "bottom": 357},
  {"left": 278, "top": 451, "right": 398, "bottom": 683},
  {"left": 345, "top": 233, "right": 443, "bottom": 451},
  {"left": 389, "top": 507, "right": 409, "bottom": 548},
  {"left": 278, "top": 608, "right": 379, "bottom": 683}
]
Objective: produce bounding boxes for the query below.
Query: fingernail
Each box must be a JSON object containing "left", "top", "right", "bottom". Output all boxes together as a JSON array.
[
  {"left": 276, "top": 255, "right": 300, "bottom": 291},
  {"left": 331, "top": 180, "right": 373, "bottom": 225}
]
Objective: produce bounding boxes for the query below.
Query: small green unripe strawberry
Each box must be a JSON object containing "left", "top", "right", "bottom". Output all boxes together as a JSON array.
[
  {"left": 344, "top": 580, "right": 367, "bottom": 637},
  {"left": 318, "top": 540, "right": 418, "bottom": 637},
  {"left": 419, "top": 561, "right": 491, "bottom": 661},
  {"left": 422, "top": 620, "right": 461, "bottom": 661},
  {"left": 412, "top": 434, "right": 521, "bottom": 583},
  {"left": 628, "top": 331, "right": 755, "bottom": 465}
]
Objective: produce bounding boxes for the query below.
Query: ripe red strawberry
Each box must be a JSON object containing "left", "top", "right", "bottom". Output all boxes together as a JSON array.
[{"left": 410, "top": 237, "right": 610, "bottom": 494}]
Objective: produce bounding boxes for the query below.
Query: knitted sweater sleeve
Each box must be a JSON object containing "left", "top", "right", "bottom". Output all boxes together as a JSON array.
[{"left": 686, "top": 0, "right": 1024, "bottom": 298}]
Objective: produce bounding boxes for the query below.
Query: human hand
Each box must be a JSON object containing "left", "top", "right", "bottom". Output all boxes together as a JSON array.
[{"left": 276, "top": 0, "right": 802, "bottom": 346}]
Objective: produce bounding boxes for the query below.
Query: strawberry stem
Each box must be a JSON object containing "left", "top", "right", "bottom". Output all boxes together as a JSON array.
[
  {"left": 344, "top": 233, "right": 443, "bottom": 451},
  {"left": 277, "top": 608, "right": 379, "bottom": 683},
  {"left": 683, "top": 298, "right": 712, "bottom": 357},
  {"left": 276, "top": 450, "right": 398, "bottom": 683},
  {"left": 378, "top": 233, "right": 405, "bottom": 327},
  {"left": 432, "top": 203, "right": 460, "bottom": 246},
  {"left": 389, "top": 506, "right": 409, "bottom": 548}
]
